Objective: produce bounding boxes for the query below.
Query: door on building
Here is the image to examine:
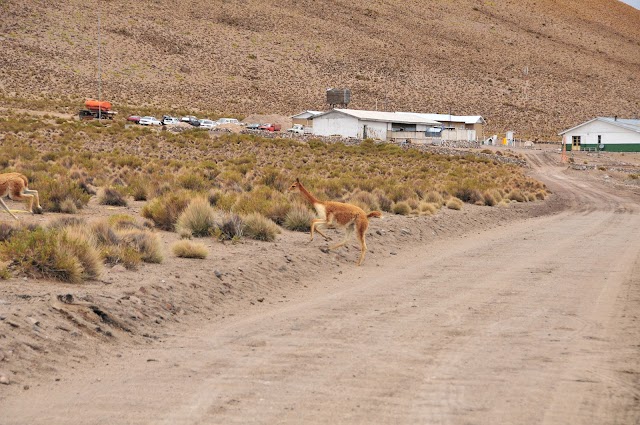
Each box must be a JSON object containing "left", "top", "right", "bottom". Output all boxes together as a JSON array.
[
  {"left": 363, "top": 125, "right": 368, "bottom": 139},
  {"left": 572, "top": 135, "right": 581, "bottom": 151}
]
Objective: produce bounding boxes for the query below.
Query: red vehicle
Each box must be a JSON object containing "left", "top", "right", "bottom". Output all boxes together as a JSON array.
[{"left": 258, "top": 123, "right": 281, "bottom": 132}]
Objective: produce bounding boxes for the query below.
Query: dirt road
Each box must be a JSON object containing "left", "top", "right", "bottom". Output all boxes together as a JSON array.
[{"left": 3, "top": 153, "right": 640, "bottom": 424}]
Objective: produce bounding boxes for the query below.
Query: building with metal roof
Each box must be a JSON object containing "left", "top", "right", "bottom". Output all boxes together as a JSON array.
[
  {"left": 559, "top": 117, "right": 640, "bottom": 152},
  {"left": 311, "top": 109, "right": 442, "bottom": 142}
]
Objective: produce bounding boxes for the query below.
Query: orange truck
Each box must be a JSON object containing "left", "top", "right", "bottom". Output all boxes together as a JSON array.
[{"left": 78, "top": 99, "right": 117, "bottom": 120}]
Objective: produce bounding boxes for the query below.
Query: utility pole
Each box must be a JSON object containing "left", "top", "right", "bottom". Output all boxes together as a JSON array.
[{"left": 97, "top": 4, "right": 102, "bottom": 120}]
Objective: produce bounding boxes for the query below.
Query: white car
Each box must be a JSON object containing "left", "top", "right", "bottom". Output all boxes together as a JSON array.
[
  {"left": 199, "top": 119, "right": 217, "bottom": 129},
  {"left": 162, "top": 117, "right": 180, "bottom": 125},
  {"left": 287, "top": 124, "right": 305, "bottom": 135},
  {"left": 139, "top": 116, "right": 161, "bottom": 126},
  {"left": 216, "top": 117, "right": 240, "bottom": 125}
]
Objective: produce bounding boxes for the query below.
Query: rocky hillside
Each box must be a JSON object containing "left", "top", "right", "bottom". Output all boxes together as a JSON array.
[{"left": 1, "top": 0, "right": 639, "bottom": 138}]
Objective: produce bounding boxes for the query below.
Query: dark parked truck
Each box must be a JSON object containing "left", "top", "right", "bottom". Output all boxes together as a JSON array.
[{"left": 78, "top": 99, "right": 117, "bottom": 120}]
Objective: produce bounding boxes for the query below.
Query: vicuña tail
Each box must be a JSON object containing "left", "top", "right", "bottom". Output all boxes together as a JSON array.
[{"left": 367, "top": 211, "right": 382, "bottom": 218}]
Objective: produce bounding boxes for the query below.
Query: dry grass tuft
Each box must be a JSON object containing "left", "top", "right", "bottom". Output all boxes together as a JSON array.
[
  {"left": 99, "top": 187, "right": 128, "bottom": 206},
  {"left": 446, "top": 197, "right": 464, "bottom": 210},
  {"left": 392, "top": 201, "right": 411, "bottom": 215},
  {"left": 242, "top": 212, "right": 280, "bottom": 242},
  {"left": 176, "top": 197, "right": 217, "bottom": 237},
  {"left": 172, "top": 240, "right": 208, "bottom": 259},
  {"left": 283, "top": 202, "right": 314, "bottom": 232},
  {"left": 142, "top": 190, "right": 193, "bottom": 231}
]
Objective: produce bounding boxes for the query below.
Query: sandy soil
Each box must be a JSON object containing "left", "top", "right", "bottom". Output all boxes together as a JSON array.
[{"left": 1, "top": 150, "right": 639, "bottom": 424}]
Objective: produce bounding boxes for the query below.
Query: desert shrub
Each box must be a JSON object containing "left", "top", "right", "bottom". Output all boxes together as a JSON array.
[
  {"left": 0, "top": 222, "right": 18, "bottom": 242},
  {"left": 176, "top": 198, "right": 217, "bottom": 237},
  {"left": 349, "top": 190, "right": 380, "bottom": 212},
  {"left": 283, "top": 202, "right": 314, "bottom": 232},
  {"left": 424, "top": 191, "right": 444, "bottom": 205},
  {"left": 406, "top": 198, "right": 420, "bottom": 211},
  {"left": 178, "top": 173, "right": 208, "bottom": 191},
  {"left": 629, "top": 174, "right": 639, "bottom": 180},
  {"left": 264, "top": 201, "right": 291, "bottom": 225},
  {"left": 108, "top": 214, "right": 143, "bottom": 230},
  {"left": 0, "top": 227, "right": 83, "bottom": 283},
  {"left": 242, "top": 212, "right": 280, "bottom": 242},
  {"left": 60, "top": 197, "right": 78, "bottom": 214},
  {"left": 172, "top": 240, "right": 208, "bottom": 259},
  {"left": 99, "top": 187, "right": 128, "bottom": 206},
  {"left": 214, "top": 212, "right": 244, "bottom": 241},
  {"left": 506, "top": 189, "right": 526, "bottom": 202},
  {"left": 118, "top": 229, "right": 163, "bottom": 263},
  {"left": 535, "top": 190, "right": 546, "bottom": 200},
  {"left": 61, "top": 226, "right": 103, "bottom": 279},
  {"left": 446, "top": 197, "right": 464, "bottom": 210},
  {"left": 392, "top": 201, "right": 411, "bottom": 215},
  {"left": 233, "top": 186, "right": 289, "bottom": 218},
  {"left": 128, "top": 181, "right": 149, "bottom": 201},
  {"left": 375, "top": 192, "right": 393, "bottom": 213},
  {"left": 141, "top": 190, "right": 193, "bottom": 231},
  {"left": 0, "top": 262, "right": 10, "bottom": 280},
  {"left": 207, "top": 189, "right": 237, "bottom": 211},
  {"left": 482, "top": 191, "right": 497, "bottom": 206},
  {"left": 100, "top": 244, "right": 142, "bottom": 269},
  {"left": 419, "top": 201, "right": 438, "bottom": 215},
  {"left": 454, "top": 187, "right": 483, "bottom": 204},
  {"left": 33, "top": 175, "right": 90, "bottom": 212}
]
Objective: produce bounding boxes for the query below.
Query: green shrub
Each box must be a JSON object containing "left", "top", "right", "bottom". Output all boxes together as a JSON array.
[
  {"left": 0, "top": 222, "right": 18, "bottom": 242},
  {"left": 141, "top": 190, "right": 193, "bottom": 231},
  {"left": 243, "top": 212, "right": 281, "bottom": 242},
  {"left": 375, "top": 192, "right": 393, "bottom": 212},
  {"left": 283, "top": 202, "right": 314, "bottom": 232},
  {"left": 392, "top": 201, "right": 411, "bottom": 215},
  {"left": 0, "top": 262, "right": 10, "bottom": 280},
  {"left": 349, "top": 190, "right": 380, "bottom": 212},
  {"left": 61, "top": 226, "right": 103, "bottom": 279},
  {"left": 172, "top": 240, "right": 208, "bottom": 259},
  {"left": 176, "top": 197, "right": 217, "bottom": 237},
  {"left": 446, "top": 197, "right": 463, "bottom": 210}
]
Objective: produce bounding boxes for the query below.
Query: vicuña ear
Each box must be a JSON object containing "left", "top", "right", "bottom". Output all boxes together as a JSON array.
[{"left": 296, "top": 178, "right": 300, "bottom": 183}]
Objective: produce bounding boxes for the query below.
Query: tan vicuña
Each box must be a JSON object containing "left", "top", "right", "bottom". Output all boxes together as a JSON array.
[
  {"left": 289, "top": 178, "right": 382, "bottom": 266},
  {"left": 0, "top": 173, "right": 43, "bottom": 220}
]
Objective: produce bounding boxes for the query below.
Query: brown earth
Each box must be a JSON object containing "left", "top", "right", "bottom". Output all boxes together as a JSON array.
[
  {"left": 1, "top": 1, "right": 639, "bottom": 138},
  {"left": 1, "top": 148, "right": 639, "bottom": 423}
]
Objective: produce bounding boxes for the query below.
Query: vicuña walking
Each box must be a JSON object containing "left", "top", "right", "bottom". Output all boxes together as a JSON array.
[
  {"left": 289, "top": 178, "right": 382, "bottom": 266},
  {"left": 0, "top": 172, "right": 43, "bottom": 220}
]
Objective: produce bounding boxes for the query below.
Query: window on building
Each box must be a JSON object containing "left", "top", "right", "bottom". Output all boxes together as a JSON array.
[
  {"left": 572, "top": 135, "right": 581, "bottom": 146},
  {"left": 598, "top": 135, "right": 602, "bottom": 144}
]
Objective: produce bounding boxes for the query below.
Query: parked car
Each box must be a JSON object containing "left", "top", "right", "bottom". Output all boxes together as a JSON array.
[
  {"left": 245, "top": 123, "right": 261, "bottom": 130},
  {"left": 287, "top": 124, "right": 305, "bottom": 135},
  {"left": 199, "top": 119, "right": 217, "bottom": 129},
  {"left": 139, "top": 116, "right": 161, "bottom": 126},
  {"left": 162, "top": 116, "right": 180, "bottom": 125},
  {"left": 181, "top": 115, "right": 197, "bottom": 123},
  {"left": 216, "top": 117, "right": 240, "bottom": 125},
  {"left": 259, "top": 123, "right": 281, "bottom": 132},
  {"left": 126, "top": 115, "right": 141, "bottom": 123}
]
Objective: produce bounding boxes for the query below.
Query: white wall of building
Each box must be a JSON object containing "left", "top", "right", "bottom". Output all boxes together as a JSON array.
[
  {"left": 360, "top": 120, "right": 388, "bottom": 140},
  {"left": 312, "top": 112, "right": 360, "bottom": 138},
  {"left": 563, "top": 120, "right": 640, "bottom": 145}
]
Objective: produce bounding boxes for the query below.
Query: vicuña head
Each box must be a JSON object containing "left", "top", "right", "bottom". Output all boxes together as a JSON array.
[
  {"left": 0, "top": 172, "right": 43, "bottom": 221},
  {"left": 289, "top": 178, "right": 382, "bottom": 266}
]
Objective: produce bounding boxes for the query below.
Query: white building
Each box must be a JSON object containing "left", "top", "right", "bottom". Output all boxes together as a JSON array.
[
  {"left": 291, "top": 110, "right": 322, "bottom": 127},
  {"left": 311, "top": 109, "right": 441, "bottom": 142},
  {"left": 559, "top": 117, "right": 640, "bottom": 152},
  {"left": 407, "top": 113, "right": 485, "bottom": 142}
]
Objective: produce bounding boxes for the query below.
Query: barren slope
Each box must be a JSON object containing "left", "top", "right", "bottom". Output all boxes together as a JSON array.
[{"left": 1, "top": 0, "right": 639, "bottom": 137}]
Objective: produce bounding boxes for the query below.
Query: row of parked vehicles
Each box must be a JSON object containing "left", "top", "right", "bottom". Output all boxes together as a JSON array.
[
  {"left": 126, "top": 114, "right": 302, "bottom": 133},
  {"left": 126, "top": 115, "right": 241, "bottom": 128}
]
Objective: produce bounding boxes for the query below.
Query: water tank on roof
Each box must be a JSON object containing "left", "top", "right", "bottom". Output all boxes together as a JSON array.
[{"left": 326, "top": 88, "right": 351, "bottom": 107}]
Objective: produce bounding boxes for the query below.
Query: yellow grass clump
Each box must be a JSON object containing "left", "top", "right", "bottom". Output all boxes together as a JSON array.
[{"left": 172, "top": 240, "right": 208, "bottom": 259}]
